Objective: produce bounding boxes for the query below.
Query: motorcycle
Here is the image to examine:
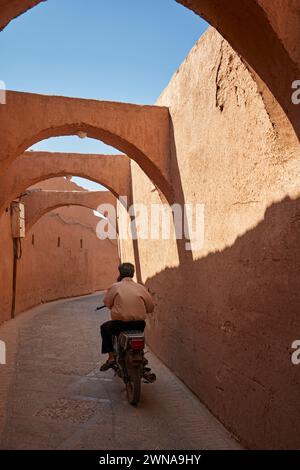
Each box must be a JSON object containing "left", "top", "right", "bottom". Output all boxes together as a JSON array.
[{"left": 97, "top": 305, "right": 156, "bottom": 406}]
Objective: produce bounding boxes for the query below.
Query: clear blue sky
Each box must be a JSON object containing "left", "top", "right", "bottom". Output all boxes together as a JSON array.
[{"left": 1, "top": 0, "right": 207, "bottom": 189}]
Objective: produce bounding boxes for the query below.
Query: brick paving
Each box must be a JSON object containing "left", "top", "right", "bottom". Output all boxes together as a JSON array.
[{"left": 0, "top": 293, "right": 242, "bottom": 450}]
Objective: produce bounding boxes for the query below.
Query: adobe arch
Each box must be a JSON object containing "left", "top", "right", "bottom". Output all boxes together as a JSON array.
[
  {"left": 0, "top": 0, "right": 45, "bottom": 31},
  {"left": 0, "top": 91, "right": 173, "bottom": 201},
  {"left": 2, "top": 1, "right": 299, "bottom": 139},
  {"left": 0, "top": 151, "right": 130, "bottom": 215},
  {"left": 20, "top": 189, "right": 117, "bottom": 232}
]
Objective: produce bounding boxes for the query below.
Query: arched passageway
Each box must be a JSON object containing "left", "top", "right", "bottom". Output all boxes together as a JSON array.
[
  {"left": 20, "top": 189, "right": 117, "bottom": 232},
  {"left": 0, "top": 151, "right": 130, "bottom": 214},
  {"left": 1, "top": 175, "right": 121, "bottom": 324},
  {"left": 1, "top": 0, "right": 300, "bottom": 451},
  {"left": 1, "top": 0, "right": 299, "bottom": 138},
  {"left": 0, "top": 91, "right": 172, "bottom": 201}
]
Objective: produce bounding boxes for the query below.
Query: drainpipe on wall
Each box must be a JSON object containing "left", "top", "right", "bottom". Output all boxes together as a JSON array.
[
  {"left": 11, "top": 238, "right": 22, "bottom": 319},
  {"left": 10, "top": 202, "right": 25, "bottom": 319}
]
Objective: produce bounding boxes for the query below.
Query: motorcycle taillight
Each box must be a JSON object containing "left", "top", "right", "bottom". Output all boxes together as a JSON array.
[{"left": 129, "top": 338, "right": 145, "bottom": 350}]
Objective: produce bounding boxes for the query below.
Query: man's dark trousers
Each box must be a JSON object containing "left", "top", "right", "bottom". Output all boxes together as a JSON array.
[{"left": 100, "top": 320, "right": 146, "bottom": 354}]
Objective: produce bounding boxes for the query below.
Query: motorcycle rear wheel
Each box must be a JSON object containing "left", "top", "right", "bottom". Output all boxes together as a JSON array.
[{"left": 126, "top": 369, "right": 141, "bottom": 406}]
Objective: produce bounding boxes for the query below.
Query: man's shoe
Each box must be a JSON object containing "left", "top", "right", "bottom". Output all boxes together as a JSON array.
[
  {"left": 100, "top": 360, "right": 116, "bottom": 372},
  {"left": 143, "top": 371, "right": 157, "bottom": 383}
]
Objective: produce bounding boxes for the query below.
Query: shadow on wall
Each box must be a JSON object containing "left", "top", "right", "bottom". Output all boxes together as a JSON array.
[
  {"left": 145, "top": 195, "right": 300, "bottom": 450},
  {"left": 127, "top": 119, "right": 195, "bottom": 282},
  {"left": 169, "top": 120, "right": 195, "bottom": 267}
]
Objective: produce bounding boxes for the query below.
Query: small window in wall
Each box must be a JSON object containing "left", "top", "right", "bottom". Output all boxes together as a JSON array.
[
  {"left": 57, "top": 236, "right": 61, "bottom": 247},
  {"left": 32, "top": 234, "right": 34, "bottom": 246},
  {"left": 80, "top": 239, "right": 83, "bottom": 249}
]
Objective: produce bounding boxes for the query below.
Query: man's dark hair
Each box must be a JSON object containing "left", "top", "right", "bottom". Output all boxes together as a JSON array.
[{"left": 118, "top": 262, "right": 135, "bottom": 281}]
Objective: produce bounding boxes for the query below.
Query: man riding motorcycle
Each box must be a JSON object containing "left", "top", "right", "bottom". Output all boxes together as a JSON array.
[{"left": 100, "top": 262, "right": 154, "bottom": 371}]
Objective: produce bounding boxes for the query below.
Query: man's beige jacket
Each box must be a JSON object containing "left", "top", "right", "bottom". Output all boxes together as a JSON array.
[{"left": 104, "top": 277, "right": 154, "bottom": 321}]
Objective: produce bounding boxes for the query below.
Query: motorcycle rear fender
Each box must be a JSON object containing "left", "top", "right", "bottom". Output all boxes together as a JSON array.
[{"left": 118, "top": 331, "right": 145, "bottom": 351}]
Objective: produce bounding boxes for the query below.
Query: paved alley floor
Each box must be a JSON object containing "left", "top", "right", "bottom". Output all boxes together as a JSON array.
[{"left": 0, "top": 293, "right": 241, "bottom": 450}]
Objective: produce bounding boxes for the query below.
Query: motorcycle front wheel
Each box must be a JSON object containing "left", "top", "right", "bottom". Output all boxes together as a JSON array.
[{"left": 126, "top": 368, "right": 141, "bottom": 406}]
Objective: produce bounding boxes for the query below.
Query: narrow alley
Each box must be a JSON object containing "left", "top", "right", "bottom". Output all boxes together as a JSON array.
[
  {"left": 1, "top": 0, "right": 300, "bottom": 453},
  {"left": 0, "top": 293, "right": 240, "bottom": 450}
]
